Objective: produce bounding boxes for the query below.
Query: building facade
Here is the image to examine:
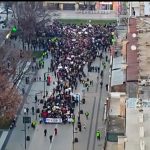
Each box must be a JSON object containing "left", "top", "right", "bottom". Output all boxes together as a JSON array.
[
  {"left": 43, "top": 1, "right": 121, "bottom": 12},
  {"left": 127, "top": 2, "right": 146, "bottom": 17},
  {"left": 144, "top": 2, "right": 150, "bottom": 16}
]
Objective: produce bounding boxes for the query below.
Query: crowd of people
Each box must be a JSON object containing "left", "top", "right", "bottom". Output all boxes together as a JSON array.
[{"left": 39, "top": 20, "right": 116, "bottom": 123}]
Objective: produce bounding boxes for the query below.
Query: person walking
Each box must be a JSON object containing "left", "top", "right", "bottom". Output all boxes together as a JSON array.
[
  {"left": 44, "top": 129, "right": 47, "bottom": 136},
  {"left": 83, "top": 123, "right": 86, "bottom": 130},
  {"left": 96, "top": 129, "right": 101, "bottom": 140},
  {"left": 85, "top": 112, "right": 89, "bottom": 120},
  {"left": 54, "top": 128, "right": 57, "bottom": 135},
  {"left": 22, "top": 88, "right": 25, "bottom": 95},
  {"left": 100, "top": 70, "right": 103, "bottom": 78},
  {"left": 90, "top": 80, "right": 93, "bottom": 86},
  {"left": 49, "top": 135, "right": 53, "bottom": 143},
  {"left": 106, "top": 84, "right": 108, "bottom": 91},
  {"left": 87, "top": 85, "right": 89, "bottom": 92},
  {"left": 32, "top": 107, "right": 34, "bottom": 115},
  {"left": 26, "top": 107, "right": 29, "bottom": 115},
  {"left": 100, "top": 81, "right": 103, "bottom": 88}
]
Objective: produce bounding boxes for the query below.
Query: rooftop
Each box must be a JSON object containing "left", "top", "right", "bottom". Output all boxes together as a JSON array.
[
  {"left": 108, "top": 92, "right": 126, "bottom": 134},
  {"left": 111, "top": 56, "right": 125, "bottom": 86},
  {"left": 126, "top": 18, "right": 139, "bottom": 82},
  {"left": 107, "top": 116, "right": 125, "bottom": 134},
  {"left": 126, "top": 97, "right": 150, "bottom": 150},
  {"left": 137, "top": 18, "right": 150, "bottom": 78}
]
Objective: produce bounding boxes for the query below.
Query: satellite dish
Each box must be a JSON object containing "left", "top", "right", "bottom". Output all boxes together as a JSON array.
[
  {"left": 132, "top": 33, "right": 137, "bottom": 38},
  {"left": 131, "top": 45, "right": 137, "bottom": 50}
]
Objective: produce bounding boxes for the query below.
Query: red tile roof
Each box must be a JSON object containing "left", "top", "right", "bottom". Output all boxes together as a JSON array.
[{"left": 126, "top": 18, "right": 139, "bottom": 82}]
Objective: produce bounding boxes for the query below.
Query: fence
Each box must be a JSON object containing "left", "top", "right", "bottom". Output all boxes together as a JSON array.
[{"left": 76, "top": 10, "right": 116, "bottom": 15}]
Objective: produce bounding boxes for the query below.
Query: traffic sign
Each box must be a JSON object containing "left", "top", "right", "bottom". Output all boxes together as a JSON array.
[{"left": 23, "top": 116, "right": 31, "bottom": 123}]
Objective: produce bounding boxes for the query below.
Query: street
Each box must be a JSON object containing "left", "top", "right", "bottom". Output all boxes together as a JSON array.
[
  {"left": 1, "top": 7, "right": 119, "bottom": 150},
  {"left": 4, "top": 51, "right": 111, "bottom": 150}
]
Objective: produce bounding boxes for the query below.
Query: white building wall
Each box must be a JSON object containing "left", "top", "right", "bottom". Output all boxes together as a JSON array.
[
  {"left": 127, "top": 2, "right": 146, "bottom": 16},
  {"left": 132, "top": 2, "right": 140, "bottom": 8},
  {"left": 144, "top": 2, "right": 150, "bottom": 15}
]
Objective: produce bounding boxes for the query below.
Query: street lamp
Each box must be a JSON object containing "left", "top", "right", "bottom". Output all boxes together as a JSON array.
[
  {"left": 76, "top": 93, "right": 81, "bottom": 122},
  {"left": 43, "top": 72, "right": 50, "bottom": 97},
  {"left": 23, "top": 112, "right": 31, "bottom": 150},
  {"left": 34, "top": 92, "right": 41, "bottom": 120},
  {"left": 72, "top": 114, "right": 75, "bottom": 150}
]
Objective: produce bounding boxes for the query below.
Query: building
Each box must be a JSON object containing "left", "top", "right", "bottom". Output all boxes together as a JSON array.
[
  {"left": 127, "top": 2, "right": 145, "bottom": 17},
  {"left": 144, "top": 2, "right": 150, "bottom": 16},
  {"left": 43, "top": 1, "right": 121, "bottom": 12},
  {"left": 106, "top": 92, "right": 126, "bottom": 150},
  {"left": 111, "top": 56, "right": 126, "bottom": 93}
]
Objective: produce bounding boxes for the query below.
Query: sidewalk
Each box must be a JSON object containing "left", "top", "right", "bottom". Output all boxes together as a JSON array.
[
  {"left": 0, "top": 41, "right": 27, "bottom": 149},
  {"left": 74, "top": 53, "right": 110, "bottom": 150},
  {"left": 0, "top": 38, "right": 33, "bottom": 150}
]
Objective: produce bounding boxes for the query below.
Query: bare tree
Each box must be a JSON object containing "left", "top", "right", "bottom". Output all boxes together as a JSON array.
[
  {"left": 11, "top": 2, "right": 52, "bottom": 50},
  {"left": 0, "top": 74, "right": 21, "bottom": 128}
]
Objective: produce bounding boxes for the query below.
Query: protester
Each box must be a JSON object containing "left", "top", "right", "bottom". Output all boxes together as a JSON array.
[
  {"left": 44, "top": 129, "right": 47, "bottom": 136},
  {"left": 37, "top": 20, "right": 116, "bottom": 124},
  {"left": 54, "top": 128, "right": 57, "bottom": 135},
  {"left": 49, "top": 135, "right": 53, "bottom": 143}
]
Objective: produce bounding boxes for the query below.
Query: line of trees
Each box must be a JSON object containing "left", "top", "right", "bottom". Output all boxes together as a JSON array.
[
  {"left": 0, "top": 1, "right": 53, "bottom": 128},
  {"left": 11, "top": 2, "right": 52, "bottom": 50}
]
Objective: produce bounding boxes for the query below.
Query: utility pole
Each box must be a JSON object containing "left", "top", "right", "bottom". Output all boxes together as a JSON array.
[
  {"left": 44, "top": 73, "right": 46, "bottom": 97},
  {"left": 78, "top": 95, "right": 80, "bottom": 122},
  {"left": 24, "top": 121, "right": 27, "bottom": 149},
  {"left": 72, "top": 114, "right": 75, "bottom": 150}
]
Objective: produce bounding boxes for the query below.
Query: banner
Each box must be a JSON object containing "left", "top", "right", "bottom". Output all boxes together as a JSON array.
[
  {"left": 44, "top": 118, "right": 73, "bottom": 123},
  {"left": 44, "top": 118, "right": 62, "bottom": 124}
]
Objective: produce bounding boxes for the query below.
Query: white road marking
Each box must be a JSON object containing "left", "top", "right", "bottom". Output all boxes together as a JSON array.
[{"left": 49, "top": 124, "right": 58, "bottom": 150}]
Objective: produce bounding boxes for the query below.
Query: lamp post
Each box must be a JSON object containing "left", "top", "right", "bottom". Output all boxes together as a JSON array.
[
  {"left": 34, "top": 92, "right": 41, "bottom": 120},
  {"left": 72, "top": 121, "right": 75, "bottom": 150},
  {"left": 72, "top": 114, "right": 75, "bottom": 150},
  {"left": 44, "top": 73, "right": 46, "bottom": 97},
  {"left": 23, "top": 113, "right": 31, "bottom": 150},
  {"left": 76, "top": 93, "right": 81, "bottom": 122},
  {"left": 24, "top": 114, "right": 27, "bottom": 150},
  {"left": 43, "top": 72, "right": 50, "bottom": 97}
]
